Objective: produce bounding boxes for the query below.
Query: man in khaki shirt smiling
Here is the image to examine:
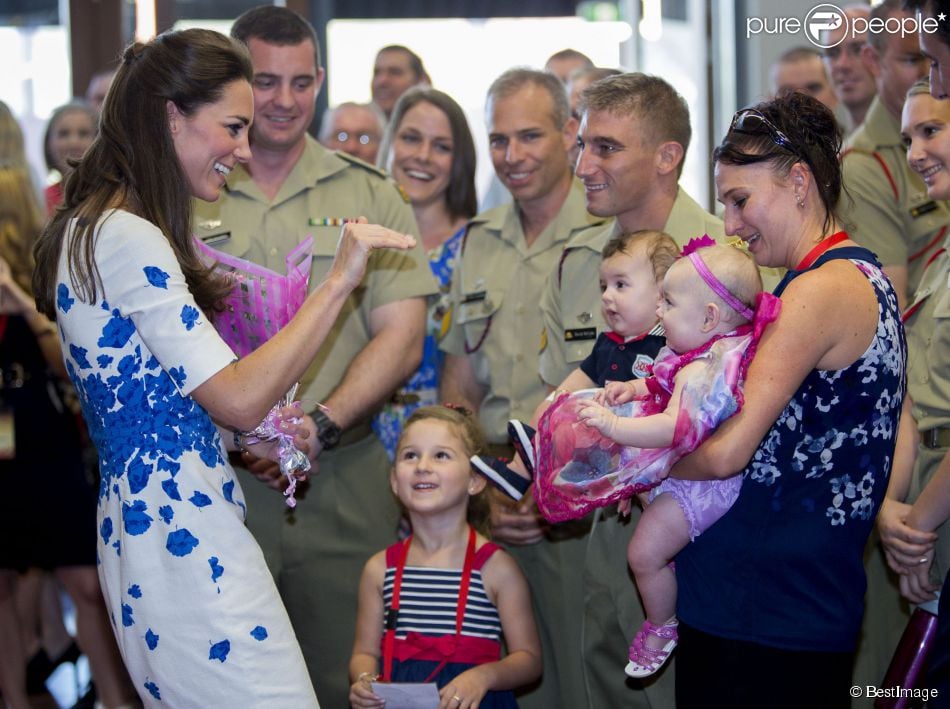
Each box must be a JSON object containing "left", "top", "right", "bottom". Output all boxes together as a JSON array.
[
  {"left": 540, "top": 73, "right": 723, "bottom": 709},
  {"left": 192, "top": 7, "right": 435, "bottom": 707},
  {"left": 439, "top": 68, "right": 603, "bottom": 708}
]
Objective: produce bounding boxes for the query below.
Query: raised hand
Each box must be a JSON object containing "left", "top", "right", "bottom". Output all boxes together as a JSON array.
[{"left": 328, "top": 217, "right": 417, "bottom": 291}]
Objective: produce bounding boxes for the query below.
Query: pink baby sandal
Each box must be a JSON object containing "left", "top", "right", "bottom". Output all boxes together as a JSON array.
[{"left": 624, "top": 618, "right": 678, "bottom": 678}]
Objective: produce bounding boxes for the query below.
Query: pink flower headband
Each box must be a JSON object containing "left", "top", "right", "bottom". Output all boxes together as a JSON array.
[{"left": 681, "top": 235, "right": 754, "bottom": 321}]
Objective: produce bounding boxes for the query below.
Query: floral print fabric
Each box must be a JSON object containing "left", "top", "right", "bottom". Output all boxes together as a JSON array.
[
  {"left": 676, "top": 248, "right": 906, "bottom": 652},
  {"left": 56, "top": 210, "right": 317, "bottom": 706}
]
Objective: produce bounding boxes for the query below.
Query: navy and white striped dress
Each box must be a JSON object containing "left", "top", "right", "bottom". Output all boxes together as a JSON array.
[{"left": 382, "top": 540, "right": 518, "bottom": 708}]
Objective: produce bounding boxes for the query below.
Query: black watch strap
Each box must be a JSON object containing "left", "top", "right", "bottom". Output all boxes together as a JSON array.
[{"left": 313, "top": 409, "right": 342, "bottom": 450}]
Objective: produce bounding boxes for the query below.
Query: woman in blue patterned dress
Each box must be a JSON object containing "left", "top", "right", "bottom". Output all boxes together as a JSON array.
[
  {"left": 668, "top": 93, "right": 906, "bottom": 707},
  {"left": 372, "top": 88, "right": 478, "bottom": 458},
  {"left": 30, "top": 29, "right": 415, "bottom": 708}
]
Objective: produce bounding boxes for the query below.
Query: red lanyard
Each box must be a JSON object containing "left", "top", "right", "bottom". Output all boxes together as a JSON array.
[
  {"left": 381, "top": 526, "right": 477, "bottom": 682},
  {"left": 794, "top": 231, "right": 849, "bottom": 271}
]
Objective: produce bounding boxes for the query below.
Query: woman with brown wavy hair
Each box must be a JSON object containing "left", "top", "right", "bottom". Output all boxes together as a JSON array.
[{"left": 31, "top": 28, "right": 413, "bottom": 707}]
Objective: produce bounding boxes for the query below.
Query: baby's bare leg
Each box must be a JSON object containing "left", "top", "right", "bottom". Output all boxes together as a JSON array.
[{"left": 627, "top": 492, "right": 691, "bottom": 647}]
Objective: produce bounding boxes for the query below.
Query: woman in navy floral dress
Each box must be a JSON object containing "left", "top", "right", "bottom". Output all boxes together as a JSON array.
[
  {"left": 669, "top": 93, "right": 906, "bottom": 707},
  {"left": 31, "top": 29, "right": 415, "bottom": 708},
  {"left": 372, "top": 88, "right": 478, "bottom": 458}
]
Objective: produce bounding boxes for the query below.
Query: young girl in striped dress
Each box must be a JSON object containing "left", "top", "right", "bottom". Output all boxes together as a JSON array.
[{"left": 349, "top": 405, "right": 541, "bottom": 709}]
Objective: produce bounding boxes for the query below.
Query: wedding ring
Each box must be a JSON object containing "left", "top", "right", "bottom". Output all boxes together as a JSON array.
[
  {"left": 453, "top": 696, "right": 462, "bottom": 704},
  {"left": 921, "top": 557, "right": 930, "bottom": 564}
]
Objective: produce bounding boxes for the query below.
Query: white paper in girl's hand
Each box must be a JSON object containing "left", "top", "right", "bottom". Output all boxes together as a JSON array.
[{"left": 370, "top": 682, "right": 439, "bottom": 708}]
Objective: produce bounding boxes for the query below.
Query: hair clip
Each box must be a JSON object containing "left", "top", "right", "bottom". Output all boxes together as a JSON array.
[
  {"left": 680, "top": 234, "right": 717, "bottom": 256},
  {"left": 442, "top": 402, "right": 472, "bottom": 417}
]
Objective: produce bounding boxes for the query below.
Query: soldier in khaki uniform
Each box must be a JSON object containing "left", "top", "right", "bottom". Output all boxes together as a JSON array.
[
  {"left": 192, "top": 8, "right": 436, "bottom": 707},
  {"left": 839, "top": 2, "right": 943, "bottom": 698},
  {"left": 842, "top": 0, "right": 947, "bottom": 310},
  {"left": 538, "top": 74, "right": 723, "bottom": 709},
  {"left": 440, "top": 69, "right": 603, "bottom": 709},
  {"left": 878, "top": 78, "right": 950, "bottom": 694},
  {"left": 884, "top": 231, "right": 950, "bottom": 588}
]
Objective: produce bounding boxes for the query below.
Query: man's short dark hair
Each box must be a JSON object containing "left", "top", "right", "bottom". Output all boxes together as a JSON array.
[{"left": 231, "top": 5, "right": 322, "bottom": 68}]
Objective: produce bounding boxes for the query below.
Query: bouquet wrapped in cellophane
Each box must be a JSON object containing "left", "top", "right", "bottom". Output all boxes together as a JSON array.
[{"left": 194, "top": 236, "right": 316, "bottom": 507}]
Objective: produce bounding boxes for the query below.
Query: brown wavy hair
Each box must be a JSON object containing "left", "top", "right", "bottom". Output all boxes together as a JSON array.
[
  {"left": 378, "top": 88, "right": 478, "bottom": 222},
  {"left": 393, "top": 405, "right": 492, "bottom": 538},
  {"left": 32, "top": 28, "right": 251, "bottom": 318}
]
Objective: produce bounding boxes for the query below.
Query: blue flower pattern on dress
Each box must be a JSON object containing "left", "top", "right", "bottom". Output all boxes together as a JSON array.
[
  {"left": 144, "top": 680, "right": 160, "bottom": 700},
  {"left": 180, "top": 305, "right": 200, "bottom": 331},
  {"left": 144, "top": 267, "right": 169, "bottom": 289},
  {"left": 57, "top": 212, "right": 318, "bottom": 705},
  {"left": 189, "top": 491, "right": 212, "bottom": 508},
  {"left": 57, "top": 283, "right": 74, "bottom": 313},
  {"left": 166, "top": 528, "right": 199, "bottom": 557},
  {"left": 209, "top": 639, "right": 231, "bottom": 662},
  {"left": 209, "top": 556, "right": 224, "bottom": 583},
  {"left": 744, "top": 260, "right": 905, "bottom": 528}
]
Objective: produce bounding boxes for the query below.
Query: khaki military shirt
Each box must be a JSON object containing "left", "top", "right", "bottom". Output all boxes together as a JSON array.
[
  {"left": 193, "top": 136, "right": 437, "bottom": 406},
  {"left": 440, "top": 179, "right": 604, "bottom": 441},
  {"left": 538, "top": 188, "right": 724, "bottom": 387},
  {"left": 905, "top": 233, "right": 950, "bottom": 430},
  {"left": 843, "top": 97, "right": 950, "bottom": 295}
]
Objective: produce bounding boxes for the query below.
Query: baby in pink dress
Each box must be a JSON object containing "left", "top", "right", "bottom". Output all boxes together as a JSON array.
[{"left": 531, "top": 241, "right": 780, "bottom": 678}]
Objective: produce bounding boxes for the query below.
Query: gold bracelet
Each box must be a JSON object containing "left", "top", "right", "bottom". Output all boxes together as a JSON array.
[{"left": 357, "top": 672, "right": 378, "bottom": 684}]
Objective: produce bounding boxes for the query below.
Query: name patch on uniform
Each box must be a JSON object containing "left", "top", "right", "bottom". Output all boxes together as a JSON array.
[
  {"left": 910, "top": 201, "right": 939, "bottom": 218},
  {"left": 632, "top": 354, "right": 654, "bottom": 378},
  {"left": 565, "top": 328, "right": 596, "bottom": 341},
  {"left": 463, "top": 291, "right": 487, "bottom": 304}
]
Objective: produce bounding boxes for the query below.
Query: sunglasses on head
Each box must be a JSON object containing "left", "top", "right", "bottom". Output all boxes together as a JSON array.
[{"left": 730, "top": 108, "right": 799, "bottom": 155}]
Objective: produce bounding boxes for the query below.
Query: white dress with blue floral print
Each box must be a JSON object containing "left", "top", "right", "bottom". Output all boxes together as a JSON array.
[{"left": 56, "top": 210, "right": 318, "bottom": 707}]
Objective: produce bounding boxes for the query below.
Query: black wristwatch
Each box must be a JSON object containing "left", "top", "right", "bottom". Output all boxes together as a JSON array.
[{"left": 313, "top": 409, "right": 342, "bottom": 450}]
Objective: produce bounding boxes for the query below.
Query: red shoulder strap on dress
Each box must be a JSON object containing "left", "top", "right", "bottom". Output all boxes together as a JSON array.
[
  {"left": 382, "top": 536, "right": 412, "bottom": 682},
  {"left": 472, "top": 541, "right": 500, "bottom": 570},
  {"left": 384, "top": 541, "right": 403, "bottom": 567}
]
